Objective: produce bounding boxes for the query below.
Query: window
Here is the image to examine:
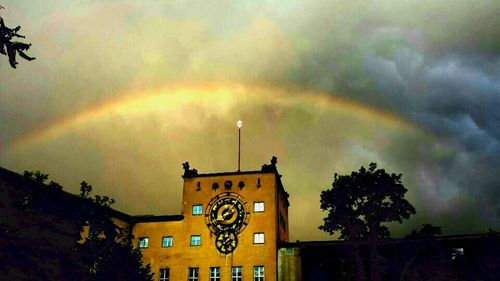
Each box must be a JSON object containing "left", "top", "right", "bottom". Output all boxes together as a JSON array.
[
  {"left": 159, "top": 268, "right": 170, "bottom": 281},
  {"left": 138, "top": 237, "right": 149, "bottom": 248},
  {"left": 188, "top": 267, "right": 199, "bottom": 281},
  {"left": 192, "top": 204, "right": 203, "bottom": 215},
  {"left": 209, "top": 267, "right": 220, "bottom": 281},
  {"left": 254, "top": 202, "right": 264, "bottom": 212},
  {"left": 254, "top": 232, "right": 265, "bottom": 244},
  {"left": 254, "top": 266, "right": 264, "bottom": 281},
  {"left": 231, "top": 266, "right": 242, "bottom": 281},
  {"left": 190, "top": 235, "right": 201, "bottom": 246},
  {"left": 162, "top": 236, "right": 173, "bottom": 247}
]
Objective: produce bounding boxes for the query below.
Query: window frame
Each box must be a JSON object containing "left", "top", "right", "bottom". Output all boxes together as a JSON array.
[
  {"left": 209, "top": 267, "right": 221, "bottom": 281},
  {"left": 253, "top": 232, "right": 265, "bottom": 244},
  {"left": 159, "top": 268, "right": 170, "bottom": 281},
  {"left": 192, "top": 204, "right": 203, "bottom": 215},
  {"left": 231, "top": 266, "right": 242, "bottom": 281},
  {"left": 254, "top": 201, "right": 265, "bottom": 212},
  {"left": 190, "top": 235, "right": 201, "bottom": 246},
  {"left": 138, "top": 237, "right": 149, "bottom": 248},
  {"left": 162, "top": 236, "right": 173, "bottom": 248},
  {"left": 253, "top": 266, "right": 264, "bottom": 281},
  {"left": 188, "top": 267, "right": 199, "bottom": 281}
]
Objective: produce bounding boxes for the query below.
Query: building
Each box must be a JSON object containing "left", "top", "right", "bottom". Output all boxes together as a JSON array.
[
  {"left": 0, "top": 157, "right": 290, "bottom": 281},
  {"left": 1, "top": 160, "right": 498, "bottom": 281},
  {"left": 131, "top": 157, "right": 290, "bottom": 281}
]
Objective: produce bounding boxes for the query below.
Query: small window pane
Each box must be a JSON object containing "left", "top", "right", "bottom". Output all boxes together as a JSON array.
[
  {"left": 159, "top": 268, "right": 170, "bottom": 281},
  {"left": 254, "top": 266, "right": 264, "bottom": 281},
  {"left": 162, "top": 236, "right": 173, "bottom": 247},
  {"left": 254, "top": 233, "right": 265, "bottom": 244},
  {"left": 188, "top": 267, "right": 199, "bottom": 281},
  {"left": 190, "top": 235, "right": 201, "bottom": 246},
  {"left": 210, "top": 267, "right": 220, "bottom": 281},
  {"left": 192, "top": 204, "right": 203, "bottom": 215},
  {"left": 254, "top": 202, "right": 264, "bottom": 212},
  {"left": 138, "top": 237, "right": 149, "bottom": 248},
  {"left": 232, "top": 266, "right": 242, "bottom": 281}
]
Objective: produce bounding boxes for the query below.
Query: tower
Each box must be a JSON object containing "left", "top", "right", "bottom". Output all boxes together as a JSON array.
[{"left": 132, "top": 157, "right": 290, "bottom": 281}]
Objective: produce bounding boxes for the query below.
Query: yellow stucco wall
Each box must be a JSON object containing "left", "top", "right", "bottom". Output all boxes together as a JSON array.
[{"left": 132, "top": 171, "right": 289, "bottom": 281}]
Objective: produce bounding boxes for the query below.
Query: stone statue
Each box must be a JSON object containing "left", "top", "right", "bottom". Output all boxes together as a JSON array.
[{"left": 182, "top": 162, "right": 198, "bottom": 178}]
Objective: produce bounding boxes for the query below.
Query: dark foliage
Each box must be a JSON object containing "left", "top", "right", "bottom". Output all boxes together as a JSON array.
[
  {"left": 0, "top": 170, "right": 153, "bottom": 281},
  {"left": 319, "top": 163, "right": 415, "bottom": 281},
  {"left": 319, "top": 163, "right": 415, "bottom": 239},
  {"left": 76, "top": 181, "right": 153, "bottom": 281},
  {"left": 0, "top": 6, "right": 35, "bottom": 68}
]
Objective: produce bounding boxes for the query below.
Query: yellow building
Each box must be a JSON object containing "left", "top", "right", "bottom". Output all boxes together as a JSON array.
[{"left": 131, "top": 157, "right": 290, "bottom": 281}]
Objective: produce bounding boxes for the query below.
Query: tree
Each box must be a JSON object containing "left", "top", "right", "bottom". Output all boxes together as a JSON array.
[
  {"left": 77, "top": 181, "right": 154, "bottom": 281},
  {"left": 1, "top": 170, "right": 153, "bottom": 280},
  {"left": 23, "top": 170, "right": 62, "bottom": 189},
  {"left": 0, "top": 5, "right": 35, "bottom": 68},
  {"left": 1, "top": 170, "right": 86, "bottom": 280},
  {"left": 319, "top": 162, "right": 415, "bottom": 281}
]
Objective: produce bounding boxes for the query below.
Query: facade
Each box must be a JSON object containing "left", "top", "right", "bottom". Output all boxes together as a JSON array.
[{"left": 131, "top": 158, "right": 290, "bottom": 281}]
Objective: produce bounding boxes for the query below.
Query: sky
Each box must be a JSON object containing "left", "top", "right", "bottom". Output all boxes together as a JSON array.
[{"left": 1, "top": 0, "right": 499, "bottom": 241}]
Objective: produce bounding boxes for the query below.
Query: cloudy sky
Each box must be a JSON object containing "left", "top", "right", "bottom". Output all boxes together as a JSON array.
[{"left": 1, "top": 0, "right": 499, "bottom": 240}]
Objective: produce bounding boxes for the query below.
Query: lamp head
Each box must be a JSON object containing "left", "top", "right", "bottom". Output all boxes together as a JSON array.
[{"left": 236, "top": 120, "right": 243, "bottom": 129}]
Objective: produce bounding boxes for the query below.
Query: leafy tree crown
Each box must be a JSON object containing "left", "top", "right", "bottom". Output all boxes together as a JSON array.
[{"left": 319, "top": 162, "right": 415, "bottom": 240}]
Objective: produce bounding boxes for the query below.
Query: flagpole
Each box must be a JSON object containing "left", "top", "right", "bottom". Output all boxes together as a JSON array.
[{"left": 237, "top": 120, "right": 242, "bottom": 172}]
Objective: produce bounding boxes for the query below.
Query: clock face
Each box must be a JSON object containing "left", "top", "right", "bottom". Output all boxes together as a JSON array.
[
  {"left": 215, "top": 230, "right": 238, "bottom": 254},
  {"left": 205, "top": 192, "right": 250, "bottom": 234}
]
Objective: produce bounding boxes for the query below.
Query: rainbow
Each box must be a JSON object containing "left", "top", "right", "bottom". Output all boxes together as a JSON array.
[{"left": 8, "top": 81, "right": 420, "bottom": 153}]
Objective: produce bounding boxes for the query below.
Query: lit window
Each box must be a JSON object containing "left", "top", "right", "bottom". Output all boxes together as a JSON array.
[
  {"left": 254, "top": 233, "right": 265, "bottom": 244},
  {"left": 162, "top": 236, "right": 173, "bottom": 247},
  {"left": 254, "top": 266, "right": 264, "bottom": 281},
  {"left": 188, "top": 267, "right": 199, "bottom": 281},
  {"left": 159, "top": 268, "right": 169, "bottom": 281},
  {"left": 190, "top": 235, "right": 201, "bottom": 246},
  {"left": 192, "top": 204, "right": 203, "bottom": 215},
  {"left": 231, "top": 266, "right": 242, "bottom": 281},
  {"left": 210, "top": 267, "right": 220, "bottom": 281},
  {"left": 254, "top": 202, "right": 264, "bottom": 212},
  {"left": 138, "top": 237, "right": 149, "bottom": 248}
]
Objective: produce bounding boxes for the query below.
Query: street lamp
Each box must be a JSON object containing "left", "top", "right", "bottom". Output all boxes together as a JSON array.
[{"left": 237, "top": 120, "right": 242, "bottom": 172}]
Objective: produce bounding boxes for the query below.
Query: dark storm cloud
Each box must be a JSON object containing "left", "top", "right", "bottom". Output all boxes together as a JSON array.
[{"left": 362, "top": 40, "right": 500, "bottom": 229}]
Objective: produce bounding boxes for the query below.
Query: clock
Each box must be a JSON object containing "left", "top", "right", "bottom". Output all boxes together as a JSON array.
[
  {"left": 215, "top": 230, "right": 238, "bottom": 254},
  {"left": 205, "top": 192, "right": 250, "bottom": 234}
]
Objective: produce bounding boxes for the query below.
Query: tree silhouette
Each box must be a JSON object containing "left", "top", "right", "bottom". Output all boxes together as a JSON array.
[
  {"left": 319, "top": 163, "right": 415, "bottom": 281},
  {"left": 77, "top": 181, "right": 154, "bottom": 281},
  {"left": 0, "top": 5, "right": 35, "bottom": 68},
  {"left": 1, "top": 170, "right": 153, "bottom": 281}
]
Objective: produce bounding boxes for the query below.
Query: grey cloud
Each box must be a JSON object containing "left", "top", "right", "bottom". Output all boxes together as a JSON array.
[{"left": 361, "top": 34, "right": 500, "bottom": 229}]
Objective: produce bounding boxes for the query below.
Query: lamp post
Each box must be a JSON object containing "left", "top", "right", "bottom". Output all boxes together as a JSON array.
[{"left": 237, "top": 120, "right": 242, "bottom": 172}]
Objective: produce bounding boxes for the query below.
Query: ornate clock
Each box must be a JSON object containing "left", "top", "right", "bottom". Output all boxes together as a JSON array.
[
  {"left": 205, "top": 192, "right": 250, "bottom": 254},
  {"left": 215, "top": 230, "right": 238, "bottom": 254},
  {"left": 206, "top": 192, "right": 250, "bottom": 234}
]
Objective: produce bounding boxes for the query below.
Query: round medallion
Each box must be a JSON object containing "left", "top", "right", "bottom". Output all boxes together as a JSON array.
[
  {"left": 215, "top": 230, "right": 238, "bottom": 254},
  {"left": 205, "top": 192, "right": 250, "bottom": 234}
]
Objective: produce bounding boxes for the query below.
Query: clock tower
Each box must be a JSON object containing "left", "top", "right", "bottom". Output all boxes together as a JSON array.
[{"left": 132, "top": 157, "right": 289, "bottom": 281}]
